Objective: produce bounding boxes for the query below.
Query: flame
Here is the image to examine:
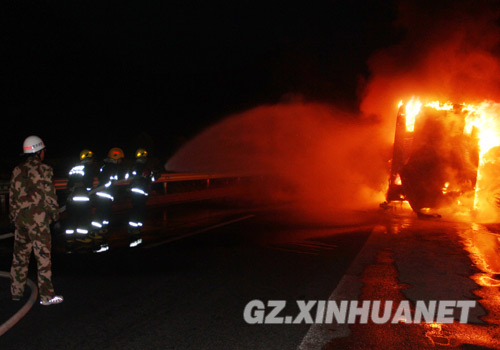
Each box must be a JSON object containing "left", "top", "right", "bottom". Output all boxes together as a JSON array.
[
  {"left": 442, "top": 182, "right": 450, "bottom": 194},
  {"left": 394, "top": 174, "right": 402, "bottom": 186},
  {"left": 404, "top": 97, "right": 422, "bottom": 132},
  {"left": 425, "top": 101, "right": 454, "bottom": 111},
  {"left": 463, "top": 102, "right": 500, "bottom": 220},
  {"left": 398, "top": 98, "right": 500, "bottom": 221},
  {"left": 464, "top": 102, "right": 500, "bottom": 156}
]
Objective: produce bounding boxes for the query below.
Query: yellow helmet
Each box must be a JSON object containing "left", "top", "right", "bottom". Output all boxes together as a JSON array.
[
  {"left": 135, "top": 148, "right": 148, "bottom": 159},
  {"left": 108, "top": 147, "right": 124, "bottom": 160},
  {"left": 80, "top": 149, "right": 94, "bottom": 160}
]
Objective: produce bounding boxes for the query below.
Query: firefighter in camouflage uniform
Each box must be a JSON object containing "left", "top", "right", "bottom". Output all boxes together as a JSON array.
[{"left": 9, "top": 136, "right": 63, "bottom": 305}]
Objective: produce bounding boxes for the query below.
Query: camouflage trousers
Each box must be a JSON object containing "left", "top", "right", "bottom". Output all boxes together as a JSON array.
[{"left": 10, "top": 210, "right": 55, "bottom": 302}]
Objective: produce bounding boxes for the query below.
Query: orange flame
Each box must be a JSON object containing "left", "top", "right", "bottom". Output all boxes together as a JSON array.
[
  {"left": 464, "top": 102, "right": 500, "bottom": 221},
  {"left": 399, "top": 98, "right": 500, "bottom": 221},
  {"left": 404, "top": 97, "right": 422, "bottom": 132}
]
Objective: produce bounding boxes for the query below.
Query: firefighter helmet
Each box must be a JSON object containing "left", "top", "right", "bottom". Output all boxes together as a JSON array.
[
  {"left": 135, "top": 148, "right": 148, "bottom": 159},
  {"left": 108, "top": 147, "right": 124, "bottom": 160},
  {"left": 23, "top": 135, "right": 45, "bottom": 154},
  {"left": 80, "top": 149, "right": 94, "bottom": 160}
]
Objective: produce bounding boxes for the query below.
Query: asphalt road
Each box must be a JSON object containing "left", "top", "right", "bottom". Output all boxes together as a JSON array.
[{"left": 0, "top": 201, "right": 375, "bottom": 349}]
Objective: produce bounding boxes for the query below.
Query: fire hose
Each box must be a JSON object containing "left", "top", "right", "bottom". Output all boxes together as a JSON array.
[
  {"left": 0, "top": 271, "right": 38, "bottom": 336},
  {"left": 0, "top": 181, "right": 130, "bottom": 332}
]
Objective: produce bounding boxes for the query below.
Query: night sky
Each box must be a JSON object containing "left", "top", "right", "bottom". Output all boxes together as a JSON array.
[{"left": 0, "top": 0, "right": 401, "bottom": 175}]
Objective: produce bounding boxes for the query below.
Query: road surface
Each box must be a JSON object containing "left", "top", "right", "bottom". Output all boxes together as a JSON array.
[{"left": 0, "top": 201, "right": 499, "bottom": 349}]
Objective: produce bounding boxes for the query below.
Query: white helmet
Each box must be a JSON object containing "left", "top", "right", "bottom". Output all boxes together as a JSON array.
[{"left": 23, "top": 135, "right": 46, "bottom": 154}]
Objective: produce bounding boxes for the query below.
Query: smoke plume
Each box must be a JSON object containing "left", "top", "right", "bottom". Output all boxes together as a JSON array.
[
  {"left": 360, "top": 0, "right": 500, "bottom": 131},
  {"left": 166, "top": 103, "right": 389, "bottom": 222},
  {"left": 166, "top": 0, "right": 500, "bottom": 222}
]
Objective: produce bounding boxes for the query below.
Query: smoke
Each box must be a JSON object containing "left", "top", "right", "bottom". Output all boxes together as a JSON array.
[
  {"left": 166, "top": 0, "right": 500, "bottom": 223},
  {"left": 360, "top": 0, "right": 500, "bottom": 130},
  {"left": 166, "top": 103, "right": 389, "bottom": 222},
  {"left": 359, "top": 0, "right": 500, "bottom": 221}
]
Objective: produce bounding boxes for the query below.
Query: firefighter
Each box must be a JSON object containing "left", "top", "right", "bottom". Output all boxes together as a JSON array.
[
  {"left": 93, "top": 147, "right": 125, "bottom": 233},
  {"left": 9, "top": 136, "right": 63, "bottom": 305},
  {"left": 127, "top": 148, "right": 154, "bottom": 247},
  {"left": 65, "top": 149, "right": 96, "bottom": 245}
]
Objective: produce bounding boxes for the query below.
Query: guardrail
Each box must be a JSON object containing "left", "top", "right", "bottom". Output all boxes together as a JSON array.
[{"left": 0, "top": 172, "right": 257, "bottom": 214}]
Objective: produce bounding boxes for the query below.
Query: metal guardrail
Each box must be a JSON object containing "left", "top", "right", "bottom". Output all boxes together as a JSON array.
[
  {"left": 0, "top": 172, "right": 255, "bottom": 213},
  {"left": 1, "top": 172, "right": 251, "bottom": 193}
]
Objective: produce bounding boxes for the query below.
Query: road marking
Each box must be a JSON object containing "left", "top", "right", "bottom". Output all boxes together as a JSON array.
[
  {"left": 143, "top": 214, "right": 255, "bottom": 249},
  {"left": 268, "top": 245, "right": 319, "bottom": 255},
  {"left": 267, "top": 240, "right": 338, "bottom": 255},
  {"left": 298, "top": 224, "right": 386, "bottom": 350}
]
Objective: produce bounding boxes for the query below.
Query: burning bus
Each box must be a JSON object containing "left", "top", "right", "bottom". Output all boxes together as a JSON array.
[{"left": 386, "top": 98, "right": 500, "bottom": 220}]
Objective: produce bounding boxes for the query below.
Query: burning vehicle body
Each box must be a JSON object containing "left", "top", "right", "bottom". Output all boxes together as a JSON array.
[{"left": 386, "top": 99, "right": 500, "bottom": 220}]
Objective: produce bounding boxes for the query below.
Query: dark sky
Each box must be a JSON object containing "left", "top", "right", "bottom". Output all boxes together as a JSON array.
[{"left": 0, "top": 0, "right": 400, "bottom": 172}]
